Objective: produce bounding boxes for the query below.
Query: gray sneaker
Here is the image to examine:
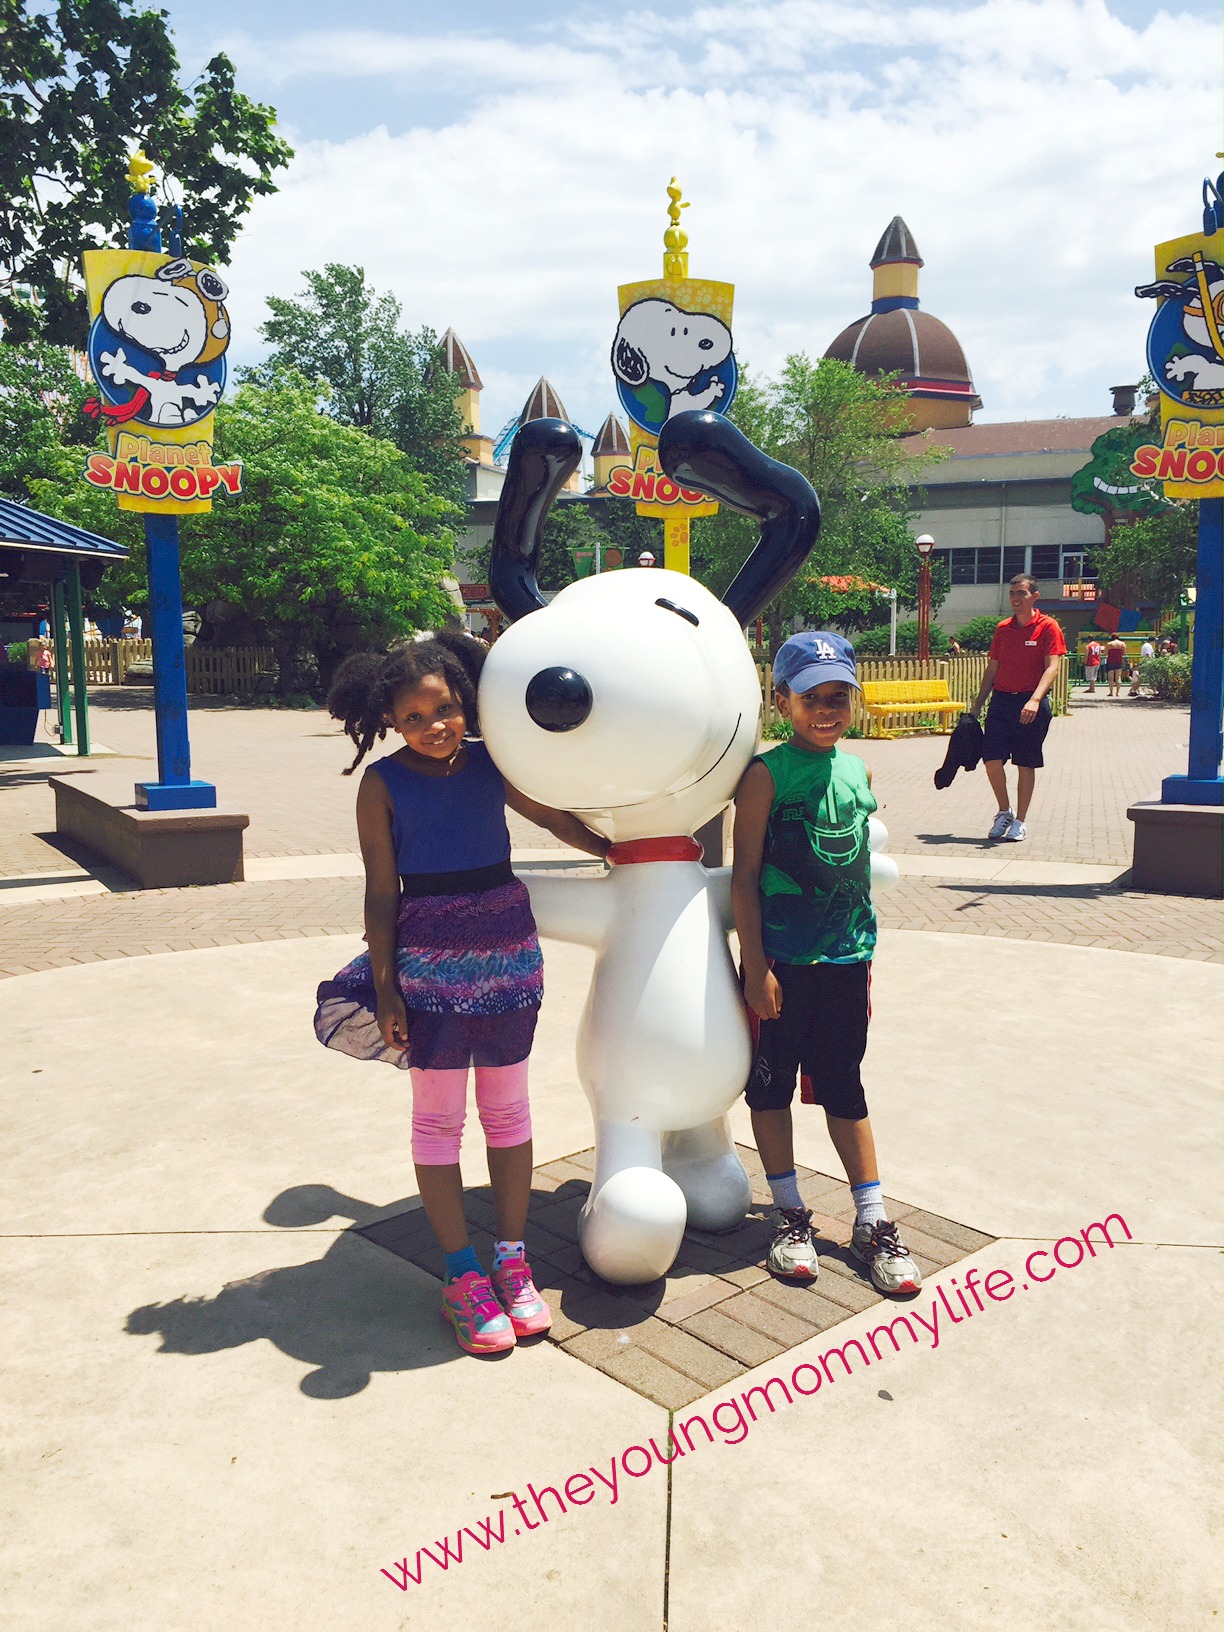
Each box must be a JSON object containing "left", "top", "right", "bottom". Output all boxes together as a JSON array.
[
  {"left": 988, "top": 808, "right": 1015, "bottom": 840},
  {"left": 851, "top": 1219, "right": 922, "bottom": 1296},
  {"left": 766, "top": 1206, "right": 820, "bottom": 1281}
]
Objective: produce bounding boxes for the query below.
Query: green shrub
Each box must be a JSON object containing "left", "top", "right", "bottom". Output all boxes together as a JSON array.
[
  {"left": 5, "top": 641, "right": 29, "bottom": 666},
  {"left": 953, "top": 615, "right": 1000, "bottom": 651},
  {"left": 855, "top": 620, "right": 949, "bottom": 656},
  {"left": 1140, "top": 654, "right": 1192, "bottom": 703}
]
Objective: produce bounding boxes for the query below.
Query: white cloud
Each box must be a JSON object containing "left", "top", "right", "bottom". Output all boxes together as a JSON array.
[{"left": 220, "top": 0, "right": 1221, "bottom": 437}]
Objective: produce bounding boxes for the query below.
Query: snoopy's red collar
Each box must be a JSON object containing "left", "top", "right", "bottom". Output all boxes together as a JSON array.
[{"left": 606, "top": 836, "right": 704, "bottom": 865}]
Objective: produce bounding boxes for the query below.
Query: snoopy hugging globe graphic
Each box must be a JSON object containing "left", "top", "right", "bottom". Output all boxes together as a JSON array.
[{"left": 85, "top": 255, "right": 231, "bottom": 429}]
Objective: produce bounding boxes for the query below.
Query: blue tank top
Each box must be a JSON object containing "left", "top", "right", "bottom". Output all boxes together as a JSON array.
[{"left": 370, "top": 739, "right": 511, "bottom": 876}]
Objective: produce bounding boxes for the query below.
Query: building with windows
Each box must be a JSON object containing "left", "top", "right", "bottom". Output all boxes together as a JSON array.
[
  {"left": 825, "top": 218, "right": 1136, "bottom": 642},
  {"left": 900, "top": 414, "right": 1130, "bottom": 642}
]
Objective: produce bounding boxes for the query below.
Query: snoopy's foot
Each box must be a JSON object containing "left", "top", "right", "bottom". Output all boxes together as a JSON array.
[
  {"left": 663, "top": 1151, "right": 752, "bottom": 1233},
  {"left": 661, "top": 1119, "right": 752, "bottom": 1233},
  {"left": 578, "top": 1167, "right": 687, "bottom": 1285}
]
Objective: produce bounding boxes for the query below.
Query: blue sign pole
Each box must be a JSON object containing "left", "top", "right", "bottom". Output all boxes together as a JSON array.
[
  {"left": 125, "top": 182, "right": 217, "bottom": 811},
  {"left": 1162, "top": 495, "right": 1224, "bottom": 806}
]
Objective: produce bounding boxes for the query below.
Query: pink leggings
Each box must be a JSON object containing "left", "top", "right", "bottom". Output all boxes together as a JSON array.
[{"left": 410, "top": 1060, "right": 532, "bottom": 1166}]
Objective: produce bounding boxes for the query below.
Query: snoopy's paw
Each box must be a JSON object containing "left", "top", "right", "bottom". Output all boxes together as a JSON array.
[{"left": 578, "top": 1167, "right": 687, "bottom": 1284}]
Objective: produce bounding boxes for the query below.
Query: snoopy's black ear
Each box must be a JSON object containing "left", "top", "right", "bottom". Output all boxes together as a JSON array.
[
  {"left": 657, "top": 411, "right": 820, "bottom": 626},
  {"left": 612, "top": 335, "right": 648, "bottom": 386},
  {"left": 490, "top": 418, "right": 582, "bottom": 622}
]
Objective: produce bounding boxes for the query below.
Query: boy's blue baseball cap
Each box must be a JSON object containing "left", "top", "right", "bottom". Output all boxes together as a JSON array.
[{"left": 773, "top": 630, "right": 860, "bottom": 693}]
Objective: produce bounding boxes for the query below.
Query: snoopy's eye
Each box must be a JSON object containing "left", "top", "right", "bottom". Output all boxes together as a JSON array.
[
  {"left": 197, "top": 269, "right": 229, "bottom": 301},
  {"left": 131, "top": 301, "right": 151, "bottom": 315},
  {"left": 670, "top": 327, "right": 676, "bottom": 337}
]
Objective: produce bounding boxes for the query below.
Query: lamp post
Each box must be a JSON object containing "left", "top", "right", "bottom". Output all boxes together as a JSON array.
[{"left": 915, "top": 533, "right": 935, "bottom": 662}]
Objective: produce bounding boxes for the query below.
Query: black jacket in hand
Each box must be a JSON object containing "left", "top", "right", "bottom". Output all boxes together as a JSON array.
[{"left": 934, "top": 713, "right": 985, "bottom": 789}]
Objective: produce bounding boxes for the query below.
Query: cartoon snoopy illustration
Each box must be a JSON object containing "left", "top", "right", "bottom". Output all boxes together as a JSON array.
[
  {"left": 1136, "top": 255, "right": 1224, "bottom": 397},
  {"left": 93, "top": 258, "right": 230, "bottom": 427},
  {"left": 479, "top": 412, "right": 898, "bottom": 1284},
  {"left": 611, "top": 298, "right": 734, "bottom": 426}
]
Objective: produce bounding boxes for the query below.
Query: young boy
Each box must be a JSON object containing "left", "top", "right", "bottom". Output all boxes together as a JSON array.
[{"left": 732, "top": 631, "right": 920, "bottom": 1295}]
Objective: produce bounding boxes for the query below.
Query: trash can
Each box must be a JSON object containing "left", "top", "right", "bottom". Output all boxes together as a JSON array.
[{"left": 0, "top": 669, "right": 41, "bottom": 744}]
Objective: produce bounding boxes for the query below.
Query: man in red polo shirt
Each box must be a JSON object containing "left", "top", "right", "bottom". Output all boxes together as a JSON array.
[{"left": 967, "top": 574, "right": 1066, "bottom": 842}]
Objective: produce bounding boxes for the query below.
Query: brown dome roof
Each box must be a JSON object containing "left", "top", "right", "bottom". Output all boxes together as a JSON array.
[
  {"left": 870, "top": 215, "right": 923, "bottom": 268},
  {"left": 592, "top": 412, "right": 629, "bottom": 457},
  {"left": 825, "top": 308, "right": 981, "bottom": 406},
  {"left": 520, "top": 376, "right": 569, "bottom": 423},
  {"left": 440, "top": 327, "right": 482, "bottom": 390}
]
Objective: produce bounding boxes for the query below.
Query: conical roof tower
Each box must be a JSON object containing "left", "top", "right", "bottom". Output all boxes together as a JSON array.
[{"left": 824, "top": 216, "right": 980, "bottom": 429}]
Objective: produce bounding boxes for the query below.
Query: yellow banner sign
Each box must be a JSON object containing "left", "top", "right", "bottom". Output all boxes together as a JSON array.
[
  {"left": 1134, "top": 228, "right": 1224, "bottom": 500},
  {"left": 81, "top": 247, "right": 241, "bottom": 514}
]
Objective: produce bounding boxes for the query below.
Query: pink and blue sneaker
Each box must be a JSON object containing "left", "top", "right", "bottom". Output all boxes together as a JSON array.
[
  {"left": 490, "top": 1253, "right": 552, "bottom": 1337},
  {"left": 440, "top": 1271, "right": 516, "bottom": 1354}
]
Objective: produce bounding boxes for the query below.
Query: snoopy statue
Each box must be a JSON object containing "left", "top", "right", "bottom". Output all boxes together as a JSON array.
[{"left": 479, "top": 412, "right": 897, "bottom": 1284}]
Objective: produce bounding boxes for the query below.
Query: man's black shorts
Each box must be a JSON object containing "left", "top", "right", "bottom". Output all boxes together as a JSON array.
[
  {"left": 982, "top": 690, "right": 1052, "bottom": 768},
  {"left": 745, "top": 960, "right": 869, "bottom": 1120}
]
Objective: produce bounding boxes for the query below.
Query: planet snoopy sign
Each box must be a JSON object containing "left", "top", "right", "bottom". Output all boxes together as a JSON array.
[{"left": 81, "top": 247, "right": 243, "bottom": 513}]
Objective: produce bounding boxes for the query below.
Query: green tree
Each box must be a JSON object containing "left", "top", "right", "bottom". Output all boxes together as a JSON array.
[
  {"left": 0, "top": 336, "right": 92, "bottom": 497},
  {"left": 1088, "top": 502, "right": 1198, "bottom": 610},
  {"left": 251, "top": 264, "right": 468, "bottom": 507},
  {"left": 1, "top": 0, "right": 291, "bottom": 345},
  {"left": 689, "top": 357, "right": 944, "bottom": 648},
  {"left": 27, "top": 373, "right": 461, "bottom": 691},
  {"left": 856, "top": 619, "right": 949, "bottom": 655}
]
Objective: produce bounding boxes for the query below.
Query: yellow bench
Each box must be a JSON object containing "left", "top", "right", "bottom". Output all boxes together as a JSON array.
[{"left": 861, "top": 679, "right": 965, "bottom": 739}]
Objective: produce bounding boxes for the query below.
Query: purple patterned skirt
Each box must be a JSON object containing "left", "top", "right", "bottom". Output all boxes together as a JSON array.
[{"left": 314, "top": 878, "right": 542, "bottom": 1070}]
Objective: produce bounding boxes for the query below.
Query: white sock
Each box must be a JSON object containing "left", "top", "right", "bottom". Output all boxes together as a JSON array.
[
  {"left": 492, "top": 1238, "right": 524, "bottom": 1268},
  {"left": 767, "top": 1169, "right": 804, "bottom": 1210},
  {"left": 851, "top": 1180, "right": 886, "bottom": 1228}
]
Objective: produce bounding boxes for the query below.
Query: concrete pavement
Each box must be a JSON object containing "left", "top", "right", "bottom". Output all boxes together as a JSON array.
[{"left": 2, "top": 926, "right": 1219, "bottom": 1629}]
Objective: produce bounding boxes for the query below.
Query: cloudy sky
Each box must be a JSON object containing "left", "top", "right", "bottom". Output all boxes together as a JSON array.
[{"left": 157, "top": 0, "right": 1219, "bottom": 444}]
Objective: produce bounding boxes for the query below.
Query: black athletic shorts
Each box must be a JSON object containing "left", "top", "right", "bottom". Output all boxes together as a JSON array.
[
  {"left": 745, "top": 960, "right": 870, "bottom": 1120},
  {"left": 982, "top": 689, "right": 1052, "bottom": 768}
]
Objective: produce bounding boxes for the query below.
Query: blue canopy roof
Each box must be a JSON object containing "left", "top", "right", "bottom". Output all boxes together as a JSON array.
[{"left": 0, "top": 496, "right": 129, "bottom": 561}]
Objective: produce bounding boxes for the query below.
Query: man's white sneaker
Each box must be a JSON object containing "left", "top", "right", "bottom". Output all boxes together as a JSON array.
[
  {"left": 988, "top": 809, "right": 1014, "bottom": 840},
  {"left": 1004, "top": 818, "right": 1027, "bottom": 842}
]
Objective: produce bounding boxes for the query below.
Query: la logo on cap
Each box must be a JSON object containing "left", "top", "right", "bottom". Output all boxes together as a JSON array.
[{"left": 814, "top": 639, "right": 837, "bottom": 660}]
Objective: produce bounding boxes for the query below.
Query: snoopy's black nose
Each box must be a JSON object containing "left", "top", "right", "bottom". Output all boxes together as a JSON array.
[
  {"left": 698, "top": 337, "right": 713, "bottom": 349},
  {"left": 525, "top": 667, "right": 592, "bottom": 732}
]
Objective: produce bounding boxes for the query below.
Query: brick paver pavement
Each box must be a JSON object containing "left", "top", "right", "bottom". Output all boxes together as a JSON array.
[
  {"left": 358, "top": 1143, "right": 996, "bottom": 1408},
  {"left": 1, "top": 687, "right": 1219, "bottom": 977}
]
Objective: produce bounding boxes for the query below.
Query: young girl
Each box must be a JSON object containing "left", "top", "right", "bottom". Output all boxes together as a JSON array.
[{"left": 314, "top": 629, "right": 608, "bottom": 1355}]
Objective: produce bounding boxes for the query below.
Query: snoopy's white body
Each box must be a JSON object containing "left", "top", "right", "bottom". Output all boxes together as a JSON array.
[
  {"left": 480, "top": 567, "right": 895, "bottom": 1283},
  {"left": 99, "top": 271, "right": 225, "bottom": 425}
]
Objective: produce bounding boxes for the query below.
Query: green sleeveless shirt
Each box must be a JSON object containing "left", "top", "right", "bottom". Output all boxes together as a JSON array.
[{"left": 754, "top": 741, "right": 877, "bottom": 965}]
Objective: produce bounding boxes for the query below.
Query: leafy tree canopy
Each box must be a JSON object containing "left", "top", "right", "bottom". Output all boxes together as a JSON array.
[
  {"left": 688, "top": 356, "right": 946, "bottom": 646},
  {"left": 0, "top": 336, "right": 92, "bottom": 497},
  {"left": 26, "top": 372, "right": 461, "bottom": 690},
  {"left": 1088, "top": 501, "right": 1198, "bottom": 611},
  {"left": 249, "top": 264, "right": 469, "bottom": 508},
  {"left": 1, "top": 0, "right": 292, "bottom": 345}
]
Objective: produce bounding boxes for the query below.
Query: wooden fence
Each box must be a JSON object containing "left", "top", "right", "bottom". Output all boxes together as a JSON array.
[
  {"left": 757, "top": 653, "right": 1070, "bottom": 736},
  {"left": 42, "top": 638, "right": 276, "bottom": 695}
]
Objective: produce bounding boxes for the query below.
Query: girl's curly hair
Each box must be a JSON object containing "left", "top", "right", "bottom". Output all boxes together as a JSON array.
[{"left": 327, "top": 627, "right": 488, "bottom": 774}]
